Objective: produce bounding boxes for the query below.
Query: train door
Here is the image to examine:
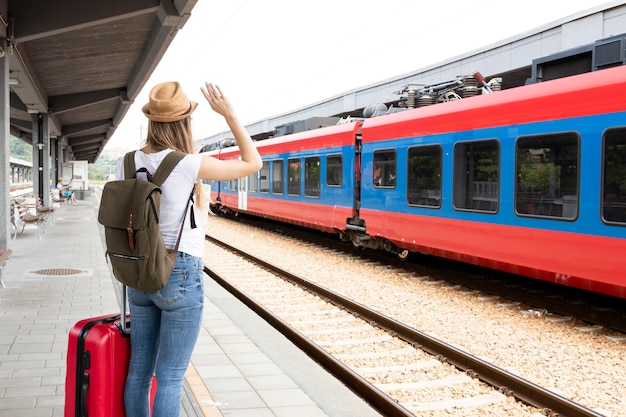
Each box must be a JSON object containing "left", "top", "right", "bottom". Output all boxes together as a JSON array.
[
  {"left": 238, "top": 175, "right": 248, "bottom": 210},
  {"left": 354, "top": 133, "right": 362, "bottom": 215}
]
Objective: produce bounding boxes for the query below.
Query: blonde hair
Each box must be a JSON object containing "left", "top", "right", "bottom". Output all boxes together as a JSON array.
[{"left": 145, "top": 117, "right": 205, "bottom": 208}]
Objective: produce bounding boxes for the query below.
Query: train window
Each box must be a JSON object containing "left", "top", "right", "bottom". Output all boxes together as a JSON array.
[
  {"left": 453, "top": 139, "right": 499, "bottom": 212},
  {"left": 305, "top": 157, "right": 320, "bottom": 198},
  {"left": 260, "top": 161, "right": 270, "bottom": 193},
  {"left": 407, "top": 145, "right": 442, "bottom": 208},
  {"left": 288, "top": 158, "right": 301, "bottom": 196},
  {"left": 229, "top": 178, "right": 237, "bottom": 192},
  {"left": 248, "top": 171, "right": 258, "bottom": 193},
  {"left": 515, "top": 133, "right": 579, "bottom": 219},
  {"left": 602, "top": 129, "right": 626, "bottom": 224},
  {"left": 272, "top": 159, "right": 284, "bottom": 195},
  {"left": 326, "top": 155, "right": 342, "bottom": 187},
  {"left": 373, "top": 150, "right": 396, "bottom": 188}
]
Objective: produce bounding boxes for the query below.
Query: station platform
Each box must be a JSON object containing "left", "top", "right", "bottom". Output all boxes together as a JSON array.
[{"left": 0, "top": 192, "right": 382, "bottom": 417}]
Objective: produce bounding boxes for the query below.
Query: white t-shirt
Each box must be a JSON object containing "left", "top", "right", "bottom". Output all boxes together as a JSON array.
[{"left": 115, "top": 149, "right": 208, "bottom": 258}]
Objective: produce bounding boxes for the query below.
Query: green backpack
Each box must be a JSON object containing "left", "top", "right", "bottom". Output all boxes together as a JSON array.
[{"left": 98, "top": 150, "right": 189, "bottom": 292}]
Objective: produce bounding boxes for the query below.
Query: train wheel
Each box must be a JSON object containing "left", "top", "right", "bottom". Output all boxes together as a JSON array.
[{"left": 397, "top": 249, "right": 412, "bottom": 261}]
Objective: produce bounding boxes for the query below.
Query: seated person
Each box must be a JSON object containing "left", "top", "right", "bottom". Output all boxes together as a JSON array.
[
  {"left": 56, "top": 177, "right": 77, "bottom": 204},
  {"left": 373, "top": 165, "right": 382, "bottom": 186}
]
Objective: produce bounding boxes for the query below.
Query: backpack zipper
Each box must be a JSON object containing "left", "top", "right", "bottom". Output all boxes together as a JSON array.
[{"left": 106, "top": 251, "right": 145, "bottom": 261}]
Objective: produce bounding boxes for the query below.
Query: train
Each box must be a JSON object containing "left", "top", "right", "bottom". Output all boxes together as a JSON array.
[{"left": 202, "top": 65, "right": 626, "bottom": 300}]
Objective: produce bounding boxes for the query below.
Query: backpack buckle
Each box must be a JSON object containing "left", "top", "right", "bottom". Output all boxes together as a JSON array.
[{"left": 127, "top": 213, "right": 134, "bottom": 250}]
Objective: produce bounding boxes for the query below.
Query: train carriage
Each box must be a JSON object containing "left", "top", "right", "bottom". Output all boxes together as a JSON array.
[
  {"left": 356, "top": 65, "right": 626, "bottom": 298},
  {"left": 206, "top": 65, "right": 626, "bottom": 300},
  {"left": 207, "top": 122, "right": 360, "bottom": 233}
]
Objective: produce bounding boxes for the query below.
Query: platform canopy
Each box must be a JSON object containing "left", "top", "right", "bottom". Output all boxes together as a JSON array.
[{"left": 1, "top": 0, "right": 198, "bottom": 163}]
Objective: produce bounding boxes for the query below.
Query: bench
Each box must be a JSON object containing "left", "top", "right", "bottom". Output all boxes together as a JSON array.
[
  {"left": 51, "top": 188, "right": 68, "bottom": 206},
  {"left": 0, "top": 249, "right": 12, "bottom": 288},
  {"left": 31, "top": 196, "right": 56, "bottom": 223},
  {"left": 12, "top": 203, "right": 49, "bottom": 239}
]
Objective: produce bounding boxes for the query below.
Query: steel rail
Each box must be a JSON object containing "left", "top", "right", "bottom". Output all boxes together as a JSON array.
[
  {"left": 204, "top": 266, "right": 414, "bottom": 416},
  {"left": 205, "top": 235, "right": 605, "bottom": 417},
  {"left": 238, "top": 213, "right": 626, "bottom": 335}
]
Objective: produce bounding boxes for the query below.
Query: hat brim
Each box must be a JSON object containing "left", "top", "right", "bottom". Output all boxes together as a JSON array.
[{"left": 142, "top": 100, "right": 198, "bottom": 122}]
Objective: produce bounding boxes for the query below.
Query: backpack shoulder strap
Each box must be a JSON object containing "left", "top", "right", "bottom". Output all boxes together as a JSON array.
[
  {"left": 151, "top": 151, "right": 187, "bottom": 186},
  {"left": 123, "top": 151, "right": 137, "bottom": 179}
]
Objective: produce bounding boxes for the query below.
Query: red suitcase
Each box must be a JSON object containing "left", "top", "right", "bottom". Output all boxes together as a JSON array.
[
  {"left": 64, "top": 313, "right": 130, "bottom": 417},
  {"left": 64, "top": 286, "right": 155, "bottom": 417}
]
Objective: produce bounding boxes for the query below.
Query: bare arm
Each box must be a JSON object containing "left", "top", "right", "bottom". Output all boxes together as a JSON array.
[{"left": 198, "top": 83, "right": 262, "bottom": 181}]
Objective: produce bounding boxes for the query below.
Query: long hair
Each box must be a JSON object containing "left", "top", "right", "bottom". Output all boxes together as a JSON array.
[{"left": 145, "top": 117, "right": 205, "bottom": 208}]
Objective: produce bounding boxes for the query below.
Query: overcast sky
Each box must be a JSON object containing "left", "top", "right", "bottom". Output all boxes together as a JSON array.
[{"left": 106, "top": 0, "right": 617, "bottom": 151}]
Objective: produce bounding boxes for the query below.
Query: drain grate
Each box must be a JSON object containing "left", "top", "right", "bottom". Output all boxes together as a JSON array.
[{"left": 32, "top": 268, "right": 84, "bottom": 276}]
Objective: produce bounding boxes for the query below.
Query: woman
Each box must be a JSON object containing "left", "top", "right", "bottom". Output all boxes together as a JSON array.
[
  {"left": 119, "top": 81, "right": 262, "bottom": 417},
  {"left": 56, "top": 177, "right": 77, "bottom": 204}
]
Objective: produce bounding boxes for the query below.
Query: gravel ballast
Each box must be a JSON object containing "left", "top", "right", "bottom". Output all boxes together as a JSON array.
[{"left": 205, "top": 216, "right": 625, "bottom": 417}]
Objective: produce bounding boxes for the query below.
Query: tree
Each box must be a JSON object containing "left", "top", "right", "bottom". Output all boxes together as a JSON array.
[{"left": 10, "top": 136, "right": 32, "bottom": 162}]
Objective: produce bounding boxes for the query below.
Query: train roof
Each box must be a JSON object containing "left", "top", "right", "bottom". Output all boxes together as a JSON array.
[
  {"left": 209, "top": 121, "right": 362, "bottom": 158},
  {"left": 361, "top": 65, "right": 626, "bottom": 142}
]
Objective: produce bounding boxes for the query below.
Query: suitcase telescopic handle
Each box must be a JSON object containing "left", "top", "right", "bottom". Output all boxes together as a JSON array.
[{"left": 120, "top": 285, "right": 130, "bottom": 335}]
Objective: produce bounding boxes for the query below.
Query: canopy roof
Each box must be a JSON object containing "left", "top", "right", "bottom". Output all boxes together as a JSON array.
[{"left": 2, "top": 0, "right": 198, "bottom": 163}]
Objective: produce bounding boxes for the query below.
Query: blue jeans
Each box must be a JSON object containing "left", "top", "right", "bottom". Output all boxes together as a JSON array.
[{"left": 124, "top": 252, "right": 204, "bottom": 417}]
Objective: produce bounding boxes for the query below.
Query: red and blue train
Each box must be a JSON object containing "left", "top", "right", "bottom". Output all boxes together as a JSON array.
[{"left": 204, "top": 65, "right": 626, "bottom": 300}]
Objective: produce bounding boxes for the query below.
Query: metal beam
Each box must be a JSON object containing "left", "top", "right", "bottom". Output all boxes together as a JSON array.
[
  {"left": 62, "top": 119, "right": 110, "bottom": 136},
  {"left": 9, "top": 117, "right": 29, "bottom": 130},
  {"left": 9, "top": 91, "right": 26, "bottom": 111},
  {"left": 49, "top": 88, "right": 124, "bottom": 114},
  {"left": 68, "top": 134, "right": 103, "bottom": 146},
  {"left": 71, "top": 143, "right": 100, "bottom": 152},
  {"left": 125, "top": 1, "right": 194, "bottom": 100},
  {"left": 10, "top": 0, "right": 160, "bottom": 42},
  {"left": 108, "top": 0, "right": 196, "bottom": 152}
]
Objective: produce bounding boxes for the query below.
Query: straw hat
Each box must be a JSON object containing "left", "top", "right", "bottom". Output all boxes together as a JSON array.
[{"left": 142, "top": 81, "right": 198, "bottom": 122}]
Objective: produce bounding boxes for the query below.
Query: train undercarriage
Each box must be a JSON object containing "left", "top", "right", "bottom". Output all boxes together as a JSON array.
[{"left": 342, "top": 219, "right": 412, "bottom": 260}]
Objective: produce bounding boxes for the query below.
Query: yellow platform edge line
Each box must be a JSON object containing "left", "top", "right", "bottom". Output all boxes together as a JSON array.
[{"left": 185, "top": 361, "right": 224, "bottom": 417}]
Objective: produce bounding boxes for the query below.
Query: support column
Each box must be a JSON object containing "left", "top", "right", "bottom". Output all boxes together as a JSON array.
[
  {"left": 0, "top": 38, "right": 10, "bottom": 249},
  {"left": 42, "top": 117, "right": 51, "bottom": 207},
  {"left": 31, "top": 113, "right": 41, "bottom": 200},
  {"left": 31, "top": 112, "right": 51, "bottom": 203},
  {"left": 55, "top": 138, "right": 63, "bottom": 186}
]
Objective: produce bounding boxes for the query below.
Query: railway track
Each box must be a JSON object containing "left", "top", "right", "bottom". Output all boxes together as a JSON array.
[
  {"left": 227, "top": 214, "right": 626, "bottom": 335},
  {"left": 203, "top": 234, "right": 604, "bottom": 417},
  {"left": 10, "top": 183, "right": 33, "bottom": 197}
]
